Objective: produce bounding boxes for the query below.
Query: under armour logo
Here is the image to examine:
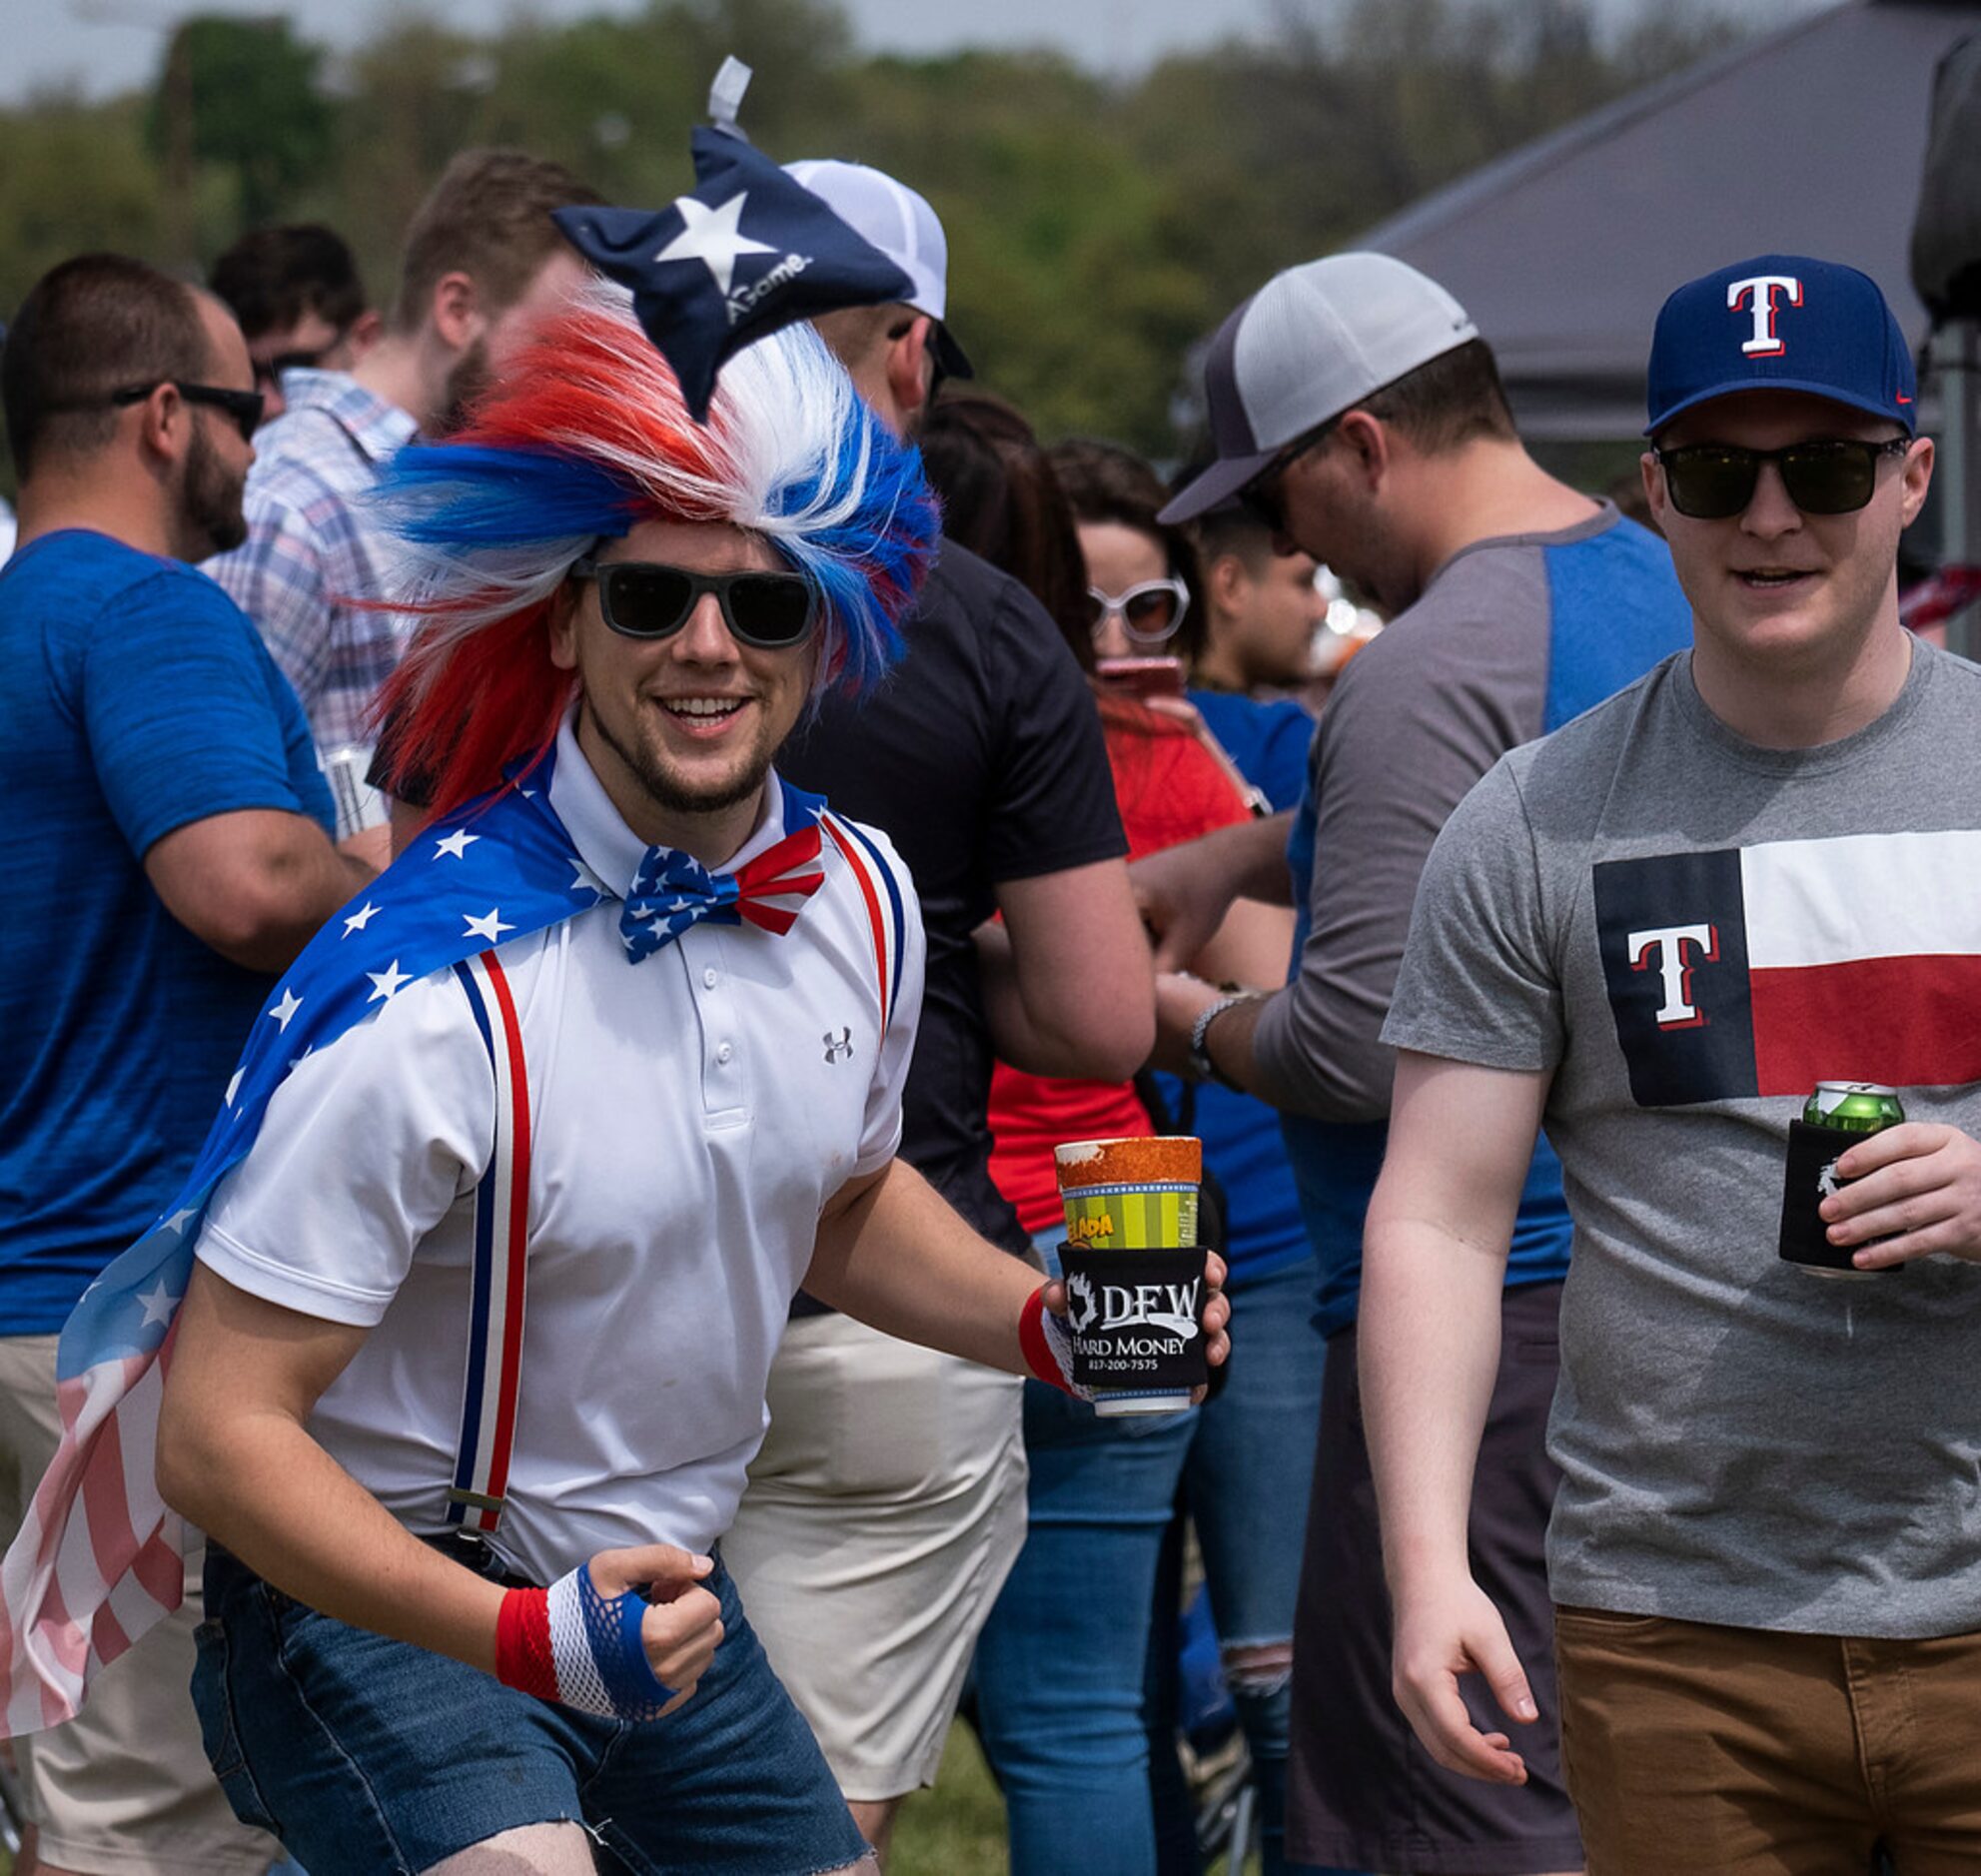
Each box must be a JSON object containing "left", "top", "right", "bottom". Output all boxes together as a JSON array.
[
  {"left": 822, "top": 1027, "right": 854, "bottom": 1063},
  {"left": 1727, "top": 274, "right": 1803, "bottom": 358}
]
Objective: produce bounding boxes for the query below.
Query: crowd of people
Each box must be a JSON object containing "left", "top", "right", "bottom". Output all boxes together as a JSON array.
[{"left": 1, "top": 110, "right": 1978, "bottom": 1876}]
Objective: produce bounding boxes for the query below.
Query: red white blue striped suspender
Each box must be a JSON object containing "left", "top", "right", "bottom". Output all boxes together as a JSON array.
[
  {"left": 447, "top": 950, "right": 532, "bottom": 1535},
  {"left": 439, "top": 829, "right": 896, "bottom": 1537},
  {"left": 821, "top": 814, "right": 905, "bottom": 1037}
]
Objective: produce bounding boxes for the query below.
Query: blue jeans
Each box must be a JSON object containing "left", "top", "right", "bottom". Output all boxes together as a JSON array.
[
  {"left": 193, "top": 1546, "right": 868, "bottom": 1876},
  {"left": 975, "top": 1253, "right": 1325, "bottom": 1876}
]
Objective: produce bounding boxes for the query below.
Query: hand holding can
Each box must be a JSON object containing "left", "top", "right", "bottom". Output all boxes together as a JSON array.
[
  {"left": 1779, "top": 1082, "right": 1906, "bottom": 1279},
  {"left": 1053, "top": 1136, "right": 1209, "bottom": 1415}
]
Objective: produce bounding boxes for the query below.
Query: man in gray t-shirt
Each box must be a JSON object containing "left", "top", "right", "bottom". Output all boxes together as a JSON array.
[
  {"left": 1154, "top": 252, "right": 1688, "bottom": 1875},
  {"left": 1367, "top": 255, "right": 1981, "bottom": 1869}
]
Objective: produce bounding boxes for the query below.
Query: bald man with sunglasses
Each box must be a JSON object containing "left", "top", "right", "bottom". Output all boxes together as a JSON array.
[{"left": 1365, "top": 257, "right": 1981, "bottom": 1869}]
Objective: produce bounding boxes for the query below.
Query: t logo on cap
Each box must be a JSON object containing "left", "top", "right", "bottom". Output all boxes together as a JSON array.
[
  {"left": 1643, "top": 254, "right": 1916, "bottom": 439},
  {"left": 1727, "top": 274, "right": 1803, "bottom": 358}
]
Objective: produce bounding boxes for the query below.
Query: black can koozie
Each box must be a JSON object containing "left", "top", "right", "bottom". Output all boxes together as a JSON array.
[
  {"left": 1778, "top": 1118, "right": 1901, "bottom": 1277},
  {"left": 1055, "top": 1244, "right": 1211, "bottom": 1390}
]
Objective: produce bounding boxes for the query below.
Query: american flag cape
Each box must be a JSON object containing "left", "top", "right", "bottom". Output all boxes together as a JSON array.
[{"left": 0, "top": 742, "right": 828, "bottom": 1734}]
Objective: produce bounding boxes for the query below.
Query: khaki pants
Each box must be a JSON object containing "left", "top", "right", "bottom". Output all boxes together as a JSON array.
[
  {"left": 1556, "top": 1601, "right": 1981, "bottom": 1875},
  {"left": 0, "top": 1335, "right": 278, "bottom": 1875},
  {"left": 723, "top": 1315, "right": 1027, "bottom": 1801}
]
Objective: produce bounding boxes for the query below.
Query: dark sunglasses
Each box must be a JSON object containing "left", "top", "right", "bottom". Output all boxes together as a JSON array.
[
  {"left": 1651, "top": 438, "right": 1911, "bottom": 520},
  {"left": 1238, "top": 417, "right": 1341, "bottom": 534},
  {"left": 252, "top": 332, "right": 351, "bottom": 392},
  {"left": 570, "top": 556, "right": 818, "bottom": 650},
  {"left": 111, "top": 381, "right": 264, "bottom": 444}
]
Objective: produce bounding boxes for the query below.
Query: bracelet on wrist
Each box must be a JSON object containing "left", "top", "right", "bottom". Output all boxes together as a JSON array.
[{"left": 1188, "top": 992, "right": 1256, "bottom": 1092}]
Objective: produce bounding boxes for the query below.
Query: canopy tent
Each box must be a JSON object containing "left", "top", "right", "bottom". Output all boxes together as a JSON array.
[{"left": 1360, "top": 0, "right": 1981, "bottom": 441}]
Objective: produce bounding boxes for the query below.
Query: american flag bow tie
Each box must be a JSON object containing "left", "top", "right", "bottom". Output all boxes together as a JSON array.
[{"left": 620, "top": 820, "right": 826, "bottom": 962}]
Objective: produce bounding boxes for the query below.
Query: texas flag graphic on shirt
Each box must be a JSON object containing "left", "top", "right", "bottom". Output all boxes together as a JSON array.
[{"left": 1594, "top": 831, "right": 1981, "bottom": 1106}]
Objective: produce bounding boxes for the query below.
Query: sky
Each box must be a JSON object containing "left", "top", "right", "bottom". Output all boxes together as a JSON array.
[{"left": 9, "top": 0, "right": 1829, "bottom": 107}]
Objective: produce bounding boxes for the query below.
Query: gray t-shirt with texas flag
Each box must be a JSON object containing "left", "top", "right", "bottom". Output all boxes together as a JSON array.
[{"left": 1385, "top": 641, "right": 1981, "bottom": 1639}]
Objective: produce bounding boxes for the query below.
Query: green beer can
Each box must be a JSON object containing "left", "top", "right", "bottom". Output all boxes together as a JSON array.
[
  {"left": 1802, "top": 1083, "right": 1906, "bottom": 1133},
  {"left": 1784, "top": 1083, "right": 1906, "bottom": 1280}
]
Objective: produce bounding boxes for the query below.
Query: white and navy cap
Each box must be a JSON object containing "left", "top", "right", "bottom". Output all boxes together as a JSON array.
[
  {"left": 782, "top": 158, "right": 974, "bottom": 380},
  {"left": 1161, "top": 253, "right": 1478, "bottom": 523}
]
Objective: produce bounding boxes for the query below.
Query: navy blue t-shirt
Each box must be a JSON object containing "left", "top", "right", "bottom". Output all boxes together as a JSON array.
[{"left": 1, "top": 529, "right": 335, "bottom": 1330}]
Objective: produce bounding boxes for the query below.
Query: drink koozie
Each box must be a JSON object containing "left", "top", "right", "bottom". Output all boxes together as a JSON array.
[
  {"left": 1055, "top": 1244, "right": 1211, "bottom": 1390},
  {"left": 1778, "top": 1119, "right": 1901, "bottom": 1276}
]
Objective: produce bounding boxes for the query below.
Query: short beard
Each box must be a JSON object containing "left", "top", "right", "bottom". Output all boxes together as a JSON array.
[
  {"left": 581, "top": 696, "right": 772, "bottom": 824},
  {"left": 178, "top": 418, "right": 248, "bottom": 556},
  {"left": 434, "top": 337, "right": 494, "bottom": 440}
]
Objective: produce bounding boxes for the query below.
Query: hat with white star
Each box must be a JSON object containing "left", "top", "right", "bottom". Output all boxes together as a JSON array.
[{"left": 554, "top": 126, "right": 916, "bottom": 423}]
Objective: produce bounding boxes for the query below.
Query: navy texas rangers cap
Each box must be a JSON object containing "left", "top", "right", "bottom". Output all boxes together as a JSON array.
[{"left": 1644, "top": 254, "right": 1917, "bottom": 438}]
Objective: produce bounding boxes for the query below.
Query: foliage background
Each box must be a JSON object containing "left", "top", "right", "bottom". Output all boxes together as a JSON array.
[{"left": 0, "top": 0, "right": 1748, "bottom": 473}]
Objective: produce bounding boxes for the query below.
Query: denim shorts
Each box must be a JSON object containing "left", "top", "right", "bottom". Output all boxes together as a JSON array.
[{"left": 192, "top": 1543, "right": 869, "bottom": 1876}]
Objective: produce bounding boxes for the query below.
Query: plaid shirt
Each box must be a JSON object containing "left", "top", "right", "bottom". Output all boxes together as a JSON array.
[{"left": 207, "top": 370, "right": 419, "bottom": 768}]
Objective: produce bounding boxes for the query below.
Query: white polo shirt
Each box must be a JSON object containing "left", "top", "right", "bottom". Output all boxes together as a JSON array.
[{"left": 197, "top": 719, "right": 924, "bottom": 1583}]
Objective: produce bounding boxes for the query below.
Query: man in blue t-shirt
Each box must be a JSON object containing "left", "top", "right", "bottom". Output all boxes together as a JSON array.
[
  {"left": 1147, "top": 254, "right": 1692, "bottom": 1876},
  {"left": 0, "top": 253, "right": 370, "bottom": 1876}
]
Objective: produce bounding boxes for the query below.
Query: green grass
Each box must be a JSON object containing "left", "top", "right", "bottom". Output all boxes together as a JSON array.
[
  {"left": 891, "top": 1722, "right": 1263, "bottom": 1876},
  {"left": 892, "top": 1722, "right": 1010, "bottom": 1875},
  {"left": 0, "top": 1724, "right": 1261, "bottom": 1876}
]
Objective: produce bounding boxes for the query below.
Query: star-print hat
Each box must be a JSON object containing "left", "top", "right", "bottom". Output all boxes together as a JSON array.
[{"left": 554, "top": 126, "right": 915, "bottom": 423}]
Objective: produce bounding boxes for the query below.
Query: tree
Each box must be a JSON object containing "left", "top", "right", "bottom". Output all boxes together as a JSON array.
[
  {"left": 147, "top": 15, "right": 335, "bottom": 229},
  {"left": 0, "top": 0, "right": 1758, "bottom": 471}
]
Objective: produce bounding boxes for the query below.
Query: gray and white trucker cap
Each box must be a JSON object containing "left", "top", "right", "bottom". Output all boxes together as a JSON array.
[{"left": 1161, "top": 253, "right": 1478, "bottom": 522}]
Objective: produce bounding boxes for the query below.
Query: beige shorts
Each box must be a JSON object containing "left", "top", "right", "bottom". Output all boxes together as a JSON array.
[
  {"left": 0, "top": 1334, "right": 280, "bottom": 1876},
  {"left": 722, "top": 1313, "right": 1027, "bottom": 1802}
]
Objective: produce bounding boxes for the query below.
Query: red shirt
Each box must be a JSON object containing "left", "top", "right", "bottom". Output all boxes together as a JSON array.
[{"left": 987, "top": 696, "right": 1253, "bottom": 1236}]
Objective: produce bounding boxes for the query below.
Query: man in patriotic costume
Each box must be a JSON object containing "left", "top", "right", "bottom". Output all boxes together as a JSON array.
[
  {"left": 1, "top": 287, "right": 1225, "bottom": 1876},
  {"left": 1362, "top": 256, "right": 1981, "bottom": 1865}
]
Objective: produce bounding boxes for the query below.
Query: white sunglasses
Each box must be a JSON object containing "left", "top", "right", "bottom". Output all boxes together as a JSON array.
[{"left": 1084, "top": 576, "right": 1190, "bottom": 645}]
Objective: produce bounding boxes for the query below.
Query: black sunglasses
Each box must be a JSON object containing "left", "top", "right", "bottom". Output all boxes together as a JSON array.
[
  {"left": 252, "top": 331, "right": 351, "bottom": 392},
  {"left": 1651, "top": 438, "right": 1911, "bottom": 520},
  {"left": 570, "top": 556, "right": 818, "bottom": 650},
  {"left": 1238, "top": 417, "right": 1341, "bottom": 534},
  {"left": 111, "top": 381, "right": 264, "bottom": 444}
]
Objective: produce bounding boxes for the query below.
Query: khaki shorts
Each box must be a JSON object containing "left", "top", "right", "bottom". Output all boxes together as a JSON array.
[
  {"left": 722, "top": 1314, "right": 1027, "bottom": 1801},
  {"left": 0, "top": 1334, "right": 279, "bottom": 1876},
  {"left": 1556, "top": 1603, "right": 1981, "bottom": 1874}
]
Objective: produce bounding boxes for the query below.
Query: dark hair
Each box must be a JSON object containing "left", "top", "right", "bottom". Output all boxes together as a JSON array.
[
  {"left": 210, "top": 223, "right": 367, "bottom": 342},
  {"left": 921, "top": 389, "right": 1095, "bottom": 670},
  {"left": 1189, "top": 499, "right": 1276, "bottom": 576},
  {"left": 1355, "top": 337, "right": 1516, "bottom": 454},
  {"left": 392, "top": 149, "right": 601, "bottom": 335},
  {"left": 1048, "top": 437, "right": 1206, "bottom": 664},
  {"left": 2, "top": 253, "right": 210, "bottom": 477}
]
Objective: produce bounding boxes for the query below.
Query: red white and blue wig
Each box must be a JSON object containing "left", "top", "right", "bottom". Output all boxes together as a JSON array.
[{"left": 370, "top": 285, "right": 939, "bottom": 819}]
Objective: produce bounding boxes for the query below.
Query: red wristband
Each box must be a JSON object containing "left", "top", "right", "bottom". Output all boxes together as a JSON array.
[
  {"left": 1019, "top": 1286, "right": 1074, "bottom": 1396},
  {"left": 494, "top": 1584, "right": 557, "bottom": 1701}
]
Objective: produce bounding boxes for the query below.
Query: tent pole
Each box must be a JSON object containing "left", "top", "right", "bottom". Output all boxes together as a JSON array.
[{"left": 1933, "top": 319, "right": 1981, "bottom": 663}]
